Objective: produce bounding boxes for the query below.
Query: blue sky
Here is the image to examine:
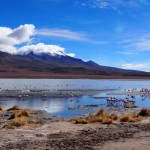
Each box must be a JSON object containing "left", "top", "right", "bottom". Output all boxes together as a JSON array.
[{"left": 1, "top": 0, "right": 150, "bottom": 71}]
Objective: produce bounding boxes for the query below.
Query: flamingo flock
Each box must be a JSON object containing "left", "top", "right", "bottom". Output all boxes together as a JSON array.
[{"left": 106, "top": 97, "right": 136, "bottom": 107}]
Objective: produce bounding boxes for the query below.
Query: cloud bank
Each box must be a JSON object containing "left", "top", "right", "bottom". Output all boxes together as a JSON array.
[
  {"left": 0, "top": 24, "right": 75, "bottom": 57},
  {"left": 18, "top": 43, "right": 75, "bottom": 57}
]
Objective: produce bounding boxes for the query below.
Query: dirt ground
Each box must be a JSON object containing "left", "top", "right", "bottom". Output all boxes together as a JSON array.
[{"left": 1, "top": 121, "right": 150, "bottom": 150}]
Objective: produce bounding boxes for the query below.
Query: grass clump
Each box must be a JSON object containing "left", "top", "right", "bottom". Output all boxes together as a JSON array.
[
  {"left": 94, "top": 108, "right": 105, "bottom": 116},
  {"left": 124, "top": 104, "right": 137, "bottom": 108},
  {"left": 87, "top": 116, "right": 103, "bottom": 123},
  {"left": 3, "top": 117, "right": 28, "bottom": 129},
  {"left": 7, "top": 105, "right": 20, "bottom": 111},
  {"left": 110, "top": 113, "right": 118, "bottom": 121},
  {"left": 101, "top": 118, "right": 112, "bottom": 124},
  {"left": 71, "top": 109, "right": 115, "bottom": 124},
  {"left": 120, "top": 114, "right": 130, "bottom": 122},
  {"left": 74, "top": 118, "right": 88, "bottom": 124},
  {"left": 9, "top": 109, "right": 30, "bottom": 120},
  {"left": 70, "top": 108, "right": 148, "bottom": 125},
  {"left": 18, "top": 109, "right": 30, "bottom": 117},
  {"left": 11, "top": 118, "right": 28, "bottom": 127},
  {"left": 3, "top": 124, "right": 15, "bottom": 129},
  {"left": 138, "top": 109, "right": 150, "bottom": 117},
  {"left": 120, "top": 113, "right": 141, "bottom": 123},
  {"left": 89, "top": 109, "right": 113, "bottom": 124},
  {"left": 9, "top": 111, "right": 18, "bottom": 120},
  {"left": 0, "top": 106, "right": 3, "bottom": 111}
]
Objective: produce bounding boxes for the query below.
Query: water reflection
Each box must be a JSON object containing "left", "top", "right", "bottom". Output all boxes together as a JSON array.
[{"left": 0, "top": 97, "right": 65, "bottom": 114}]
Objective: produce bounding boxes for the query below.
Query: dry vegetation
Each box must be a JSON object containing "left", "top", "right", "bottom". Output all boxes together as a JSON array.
[
  {"left": 9, "top": 109, "right": 30, "bottom": 120},
  {"left": 0, "top": 106, "right": 3, "bottom": 111},
  {"left": 124, "top": 104, "right": 137, "bottom": 108},
  {"left": 70, "top": 109, "right": 116, "bottom": 124},
  {"left": 1, "top": 105, "right": 31, "bottom": 128},
  {"left": 138, "top": 108, "right": 150, "bottom": 117},
  {"left": 2, "top": 105, "right": 150, "bottom": 129},
  {"left": 4, "top": 118, "right": 28, "bottom": 129},
  {"left": 120, "top": 113, "right": 141, "bottom": 122},
  {"left": 69, "top": 108, "right": 150, "bottom": 124},
  {"left": 7, "top": 105, "right": 20, "bottom": 111}
]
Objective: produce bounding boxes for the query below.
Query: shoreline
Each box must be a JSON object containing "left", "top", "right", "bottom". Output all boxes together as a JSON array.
[
  {"left": 0, "top": 74, "right": 150, "bottom": 79},
  {"left": 0, "top": 89, "right": 114, "bottom": 97},
  {"left": 0, "top": 89, "right": 149, "bottom": 96},
  {"left": 0, "top": 89, "right": 147, "bottom": 98}
]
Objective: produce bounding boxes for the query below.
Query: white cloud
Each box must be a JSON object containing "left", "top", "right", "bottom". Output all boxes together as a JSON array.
[
  {"left": 122, "top": 63, "right": 150, "bottom": 71},
  {"left": 18, "top": 43, "right": 75, "bottom": 57},
  {"left": 93, "top": 1, "right": 110, "bottom": 9},
  {"left": 36, "top": 28, "right": 106, "bottom": 44},
  {"left": 78, "top": 0, "right": 150, "bottom": 9},
  {"left": 121, "top": 34, "right": 150, "bottom": 52},
  {"left": 0, "top": 24, "right": 75, "bottom": 57},
  {"left": 9, "top": 24, "right": 35, "bottom": 43},
  {"left": 36, "top": 28, "right": 87, "bottom": 41},
  {"left": 0, "top": 24, "right": 35, "bottom": 53},
  {"left": 129, "top": 39, "right": 150, "bottom": 51},
  {"left": 0, "top": 24, "right": 35, "bottom": 45}
]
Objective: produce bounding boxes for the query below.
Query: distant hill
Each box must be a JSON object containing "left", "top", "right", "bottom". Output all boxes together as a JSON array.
[{"left": 0, "top": 51, "right": 149, "bottom": 78}]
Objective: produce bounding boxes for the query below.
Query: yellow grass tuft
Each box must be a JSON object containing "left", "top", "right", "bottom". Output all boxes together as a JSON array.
[
  {"left": 9, "top": 109, "right": 30, "bottom": 120},
  {"left": 101, "top": 118, "right": 112, "bottom": 124},
  {"left": 120, "top": 113, "right": 141, "bottom": 123},
  {"left": 120, "top": 114, "right": 129, "bottom": 122},
  {"left": 3, "top": 117, "right": 28, "bottom": 128},
  {"left": 9, "top": 111, "right": 18, "bottom": 120},
  {"left": 69, "top": 108, "right": 148, "bottom": 124},
  {"left": 11, "top": 118, "right": 28, "bottom": 127},
  {"left": 0, "top": 106, "right": 3, "bottom": 111},
  {"left": 94, "top": 108, "right": 105, "bottom": 116},
  {"left": 110, "top": 113, "right": 118, "bottom": 120},
  {"left": 124, "top": 104, "right": 137, "bottom": 108},
  {"left": 3, "top": 124, "right": 15, "bottom": 129},
  {"left": 138, "top": 109, "right": 150, "bottom": 117},
  {"left": 18, "top": 109, "right": 30, "bottom": 117},
  {"left": 71, "top": 109, "right": 116, "bottom": 124},
  {"left": 74, "top": 118, "right": 88, "bottom": 124},
  {"left": 7, "top": 105, "right": 20, "bottom": 111},
  {"left": 88, "top": 116, "right": 103, "bottom": 123}
]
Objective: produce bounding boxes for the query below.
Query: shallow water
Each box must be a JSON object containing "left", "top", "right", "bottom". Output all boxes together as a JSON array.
[
  {"left": 0, "top": 79, "right": 150, "bottom": 118},
  {"left": 0, "top": 79, "right": 150, "bottom": 91}
]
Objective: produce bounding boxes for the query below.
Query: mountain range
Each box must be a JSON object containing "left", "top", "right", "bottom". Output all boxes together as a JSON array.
[{"left": 0, "top": 51, "right": 149, "bottom": 78}]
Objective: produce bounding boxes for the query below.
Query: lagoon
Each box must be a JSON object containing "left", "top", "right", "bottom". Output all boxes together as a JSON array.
[{"left": 0, "top": 79, "right": 150, "bottom": 118}]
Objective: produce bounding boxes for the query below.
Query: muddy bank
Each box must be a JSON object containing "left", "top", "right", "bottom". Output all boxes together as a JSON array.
[
  {"left": 1, "top": 121, "right": 150, "bottom": 150},
  {"left": 0, "top": 107, "right": 59, "bottom": 129}
]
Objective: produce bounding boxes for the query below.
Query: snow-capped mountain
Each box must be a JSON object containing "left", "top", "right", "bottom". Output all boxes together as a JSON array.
[{"left": 0, "top": 51, "right": 149, "bottom": 78}]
